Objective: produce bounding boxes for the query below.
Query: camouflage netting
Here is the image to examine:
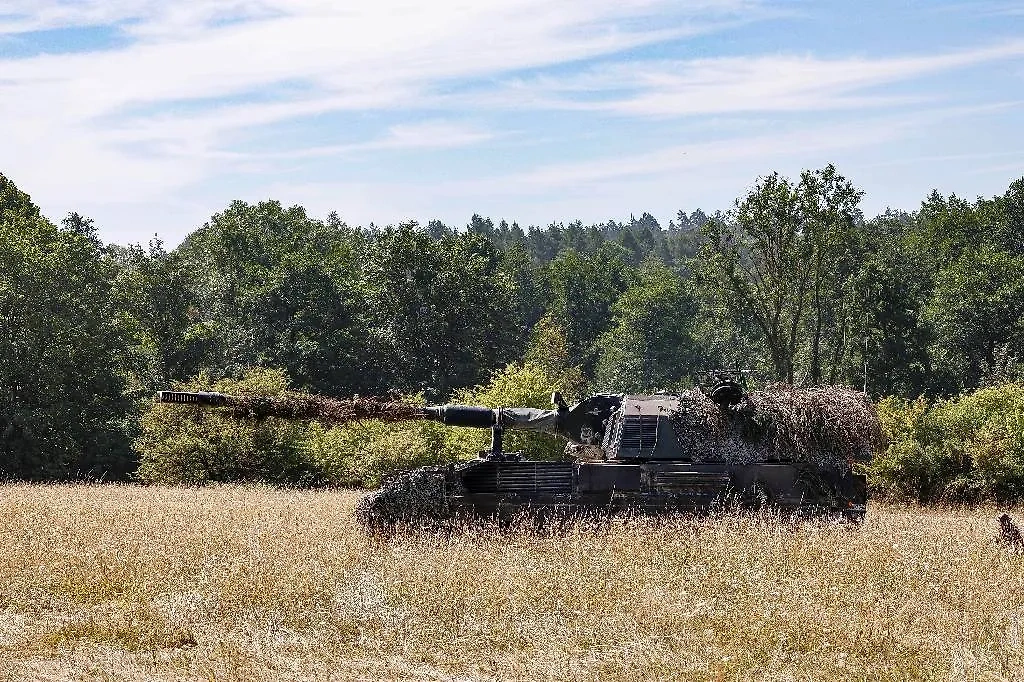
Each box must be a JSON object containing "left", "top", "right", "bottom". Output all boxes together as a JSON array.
[
  {"left": 219, "top": 393, "right": 423, "bottom": 426},
  {"left": 355, "top": 466, "right": 454, "bottom": 529},
  {"left": 668, "top": 385, "right": 885, "bottom": 469}
]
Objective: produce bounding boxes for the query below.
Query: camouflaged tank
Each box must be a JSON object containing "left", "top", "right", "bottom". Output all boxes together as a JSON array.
[
  {"left": 353, "top": 375, "right": 879, "bottom": 527},
  {"left": 158, "top": 374, "right": 880, "bottom": 528}
]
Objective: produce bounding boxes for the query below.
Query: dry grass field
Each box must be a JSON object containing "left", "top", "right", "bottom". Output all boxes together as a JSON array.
[{"left": 0, "top": 485, "right": 1022, "bottom": 681}]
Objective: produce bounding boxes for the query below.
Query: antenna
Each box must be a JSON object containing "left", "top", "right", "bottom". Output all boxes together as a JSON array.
[{"left": 863, "top": 335, "right": 869, "bottom": 394}]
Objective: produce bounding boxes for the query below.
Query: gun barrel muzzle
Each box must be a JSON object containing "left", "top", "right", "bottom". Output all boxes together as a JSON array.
[{"left": 157, "top": 391, "right": 231, "bottom": 406}]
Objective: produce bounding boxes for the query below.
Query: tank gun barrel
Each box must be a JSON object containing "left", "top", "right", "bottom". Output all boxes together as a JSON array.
[
  {"left": 155, "top": 390, "right": 627, "bottom": 462},
  {"left": 420, "top": 405, "right": 560, "bottom": 434},
  {"left": 156, "top": 391, "right": 562, "bottom": 434},
  {"left": 157, "top": 391, "right": 423, "bottom": 424}
]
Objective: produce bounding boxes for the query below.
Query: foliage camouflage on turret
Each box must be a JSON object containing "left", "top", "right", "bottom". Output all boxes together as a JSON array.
[{"left": 669, "top": 385, "right": 883, "bottom": 469}]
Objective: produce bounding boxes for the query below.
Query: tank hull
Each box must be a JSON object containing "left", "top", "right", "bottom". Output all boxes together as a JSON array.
[
  {"left": 357, "top": 459, "right": 868, "bottom": 527},
  {"left": 450, "top": 460, "right": 866, "bottom": 520}
]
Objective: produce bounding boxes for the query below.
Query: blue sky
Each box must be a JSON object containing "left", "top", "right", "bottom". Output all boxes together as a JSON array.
[{"left": 1, "top": 0, "right": 1022, "bottom": 245}]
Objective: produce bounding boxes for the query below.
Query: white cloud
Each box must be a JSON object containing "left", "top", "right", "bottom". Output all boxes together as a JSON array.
[
  {"left": 857, "top": 149, "right": 1024, "bottom": 170},
  {"left": 968, "top": 161, "right": 1024, "bottom": 176},
  {"left": 0, "top": 0, "right": 759, "bottom": 215},
  {"left": 0, "top": 1, "right": 281, "bottom": 35},
  {"left": 468, "top": 41, "right": 1024, "bottom": 116},
  {"left": 257, "top": 106, "right": 992, "bottom": 227},
  {"left": 247, "top": 120, "right": 499, "bottom": 160},
  {"left": 0, "top": 0, "right": 1021, "bottom": 243},
  {"left": 947, "top": 1, "right": 1024, "bottom": 17},
  {"left": 455, "top": 115, "right": 909, "bottom": 192}
]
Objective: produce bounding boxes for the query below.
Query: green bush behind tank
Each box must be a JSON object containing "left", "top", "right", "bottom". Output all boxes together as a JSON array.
[
  {"left": 870, "top": 383, "right": 1024, "bottom": 503},
  {"left": 135, "top": 368, "right": 312, "bottom": 485}
]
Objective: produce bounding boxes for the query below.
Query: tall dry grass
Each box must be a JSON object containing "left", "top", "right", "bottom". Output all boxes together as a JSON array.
[{"left": 0, "top": 485, "right": 1021, "bottom": 681}]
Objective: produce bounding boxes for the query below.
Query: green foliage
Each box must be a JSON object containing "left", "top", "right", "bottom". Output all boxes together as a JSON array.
[
  {"left": 0, "top": 173, "right": 40, "bottom": 223},
  {"left": 926, "top": 246, "right": 1024, "bottom": 391},
  {"left": 0, "top": 175, "right": 134, "bottom": 479},
  {"left": 544, "top": 244, "right": 631, "bottom": 372},
  {"left": 695, "top": 164, "right": 865, "bottom": 385},
  {"left": 522, "top": 313, "right": 587, "bottom": 401},
  {"left": 870, "top": 384, "right": 1024, "bottom": 503},
  {"left": 160, "top": 208, "right": 537, "bottom": 403},
  {"left": 106, "top": 238, "right": 212, "bottom": 394},
  {"left": 852, "top": 214, "right": 932, "bottom": 398},
  {"left": 136, "top": 368, "right": 316, "bottom": 485},
  {"left": 899, "top": 184, "right": 1024, "bottom": 396},
  {"left": 870, "top": 397, "right": 946, "bottom": 503},
  {"left": 173, "top": 200, "right": 375, "bottom": 395},
  {"left": 366, "top": 223, "right": 527, "bottom": 399},
  {"left": 595, "top": 259, "right": 700, "bottom": 392},
  {"left": 301, "top": 419, "right": 452, "bottom": 488}
]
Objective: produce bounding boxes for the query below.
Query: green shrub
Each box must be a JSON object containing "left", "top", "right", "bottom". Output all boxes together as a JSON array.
[
  {"left": 869, "top": 383, "right": 1024, "bottom": 503},
  {"left": 135, "top": 368, "right": 314, "bottom": 485},
  {"left": 948, "top": 384, "right": 1024, "bottom": 501},
  {"left": 301, "top": 407, "right": 453, "bottom": 488}
]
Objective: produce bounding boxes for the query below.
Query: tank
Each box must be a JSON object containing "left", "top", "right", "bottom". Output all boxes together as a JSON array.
[{"left": 157, "top": 374, "right": 878, "bottom": 527}]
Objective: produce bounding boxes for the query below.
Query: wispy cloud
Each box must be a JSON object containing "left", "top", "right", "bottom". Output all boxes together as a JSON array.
[
  {"left": 467, "top": 41, "right": 1024, "bottom": 117},
  {"left": 0, "top": 1, "right": 281, "bottom": 35},
  {"left": 0, "top": 0, "right": 760, "bottom": 208},
  {"left": 0, "top": 0, "right": 1021, "bottom": 242},
  {"left": 252, "top": 121, "right": 499, "bottom": 160},
  {"left": 858, "top": 149, "right": 1024, "bottom": 170},
  {"left": 969, "top": 162, "right": 1024, "bottom": 176},
  {"left": 940, "top": 1, "right": 1024, "bottom": 16},
  {"left": 453, "top": 109, "right": 947, "bottom": 193},
  {"left": 263, "top": 103, "right": 1022, "bottom": 230}
]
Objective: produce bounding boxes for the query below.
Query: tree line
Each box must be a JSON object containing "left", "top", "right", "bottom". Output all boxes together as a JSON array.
[{"left": 1, "top": 166, "right": 1023, "bottom": 481}]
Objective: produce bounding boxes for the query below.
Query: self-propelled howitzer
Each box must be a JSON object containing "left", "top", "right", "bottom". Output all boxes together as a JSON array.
[{"left": 157, "top": 379, "right": 875, "bottom": 526}]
